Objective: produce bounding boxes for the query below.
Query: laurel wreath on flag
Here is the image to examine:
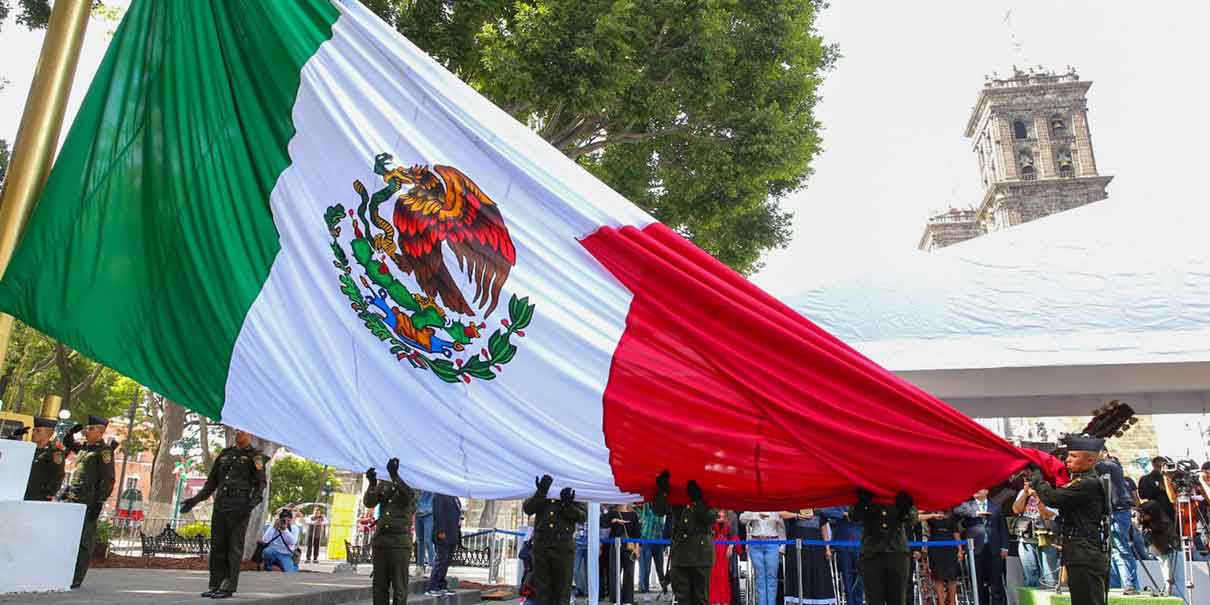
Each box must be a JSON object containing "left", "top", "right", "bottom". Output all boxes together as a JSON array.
[{"left": 325, "top": 204, "right": 534, "bottom": 384}]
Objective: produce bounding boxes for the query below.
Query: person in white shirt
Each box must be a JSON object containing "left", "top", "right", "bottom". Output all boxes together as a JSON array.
[
  {"left": 739, "top": 512, "right": 786, "bottom": 605},
  {"left": 262, "top": 508, "right": 301, "bottom": 572}
]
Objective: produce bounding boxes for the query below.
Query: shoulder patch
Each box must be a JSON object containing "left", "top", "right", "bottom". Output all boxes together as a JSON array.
[
  {"left": 100, "top": 449, "right": 113, "bottom": 464},
  {"left": 52, "top": 451, "right": 64, "bottom": 465},
  {"left": 254, "top": 457, "right": 265, "bottom": 470}
]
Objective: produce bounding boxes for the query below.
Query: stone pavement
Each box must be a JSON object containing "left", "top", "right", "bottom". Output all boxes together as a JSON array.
[{"left": 0, "top": 567, "right": 486, "bottom": 605}]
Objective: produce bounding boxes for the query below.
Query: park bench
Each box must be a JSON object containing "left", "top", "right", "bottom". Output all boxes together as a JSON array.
[
  {"left": 344, "top": 540, "right": 373, "bottom": 571},
  {"left": 139, "top": 526, "right": 208, "bottom": 558}
]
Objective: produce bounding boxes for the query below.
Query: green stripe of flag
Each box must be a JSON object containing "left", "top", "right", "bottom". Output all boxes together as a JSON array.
[{"left": 0, "top": 0, "right": 340, "bottom": 418}]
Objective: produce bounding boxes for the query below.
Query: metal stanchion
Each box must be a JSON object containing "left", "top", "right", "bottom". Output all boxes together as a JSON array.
[
  {"left": 965, "top": 538, "right": 980, "bottom": 605},
  {"left": 745, "top": 551, "right": 755, "bottom": 605},
  {"left": 488, "top": 531, "right": 499, "bottom": 584},
  {"left": 795, "top": 539, "right": 804, "bottom": 605},
  {"left": 615, "top": 537, "right": 623, "bottom": 605}
]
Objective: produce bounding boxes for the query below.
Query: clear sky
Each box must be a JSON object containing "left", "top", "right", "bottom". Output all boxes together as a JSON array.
[{"left": 3, "top": 1, "right": 1207, "bottom": 296}]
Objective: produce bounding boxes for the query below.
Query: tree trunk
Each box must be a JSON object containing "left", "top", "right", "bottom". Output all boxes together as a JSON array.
[
  {"left": 479, "top": 500, "right": 499, "bottom": 528},
  {"left": 54, "top": 343, "right": 73, "bottom": 412},
  {"left": 198, "top": 416, "right": 215, "bottom": 470},
  {"left": 145, "top": 399, "right": 187, "bottom": 520},
  {"left": 241, "top": 436, "right": 281, "bottom": 559}
]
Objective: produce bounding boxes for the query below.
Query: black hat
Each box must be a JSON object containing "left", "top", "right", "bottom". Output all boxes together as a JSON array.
[
  {"left": 87, "top": 415, "right": 109, "bottom": 427},
  {"left": 1062, "top": 434, "right": 1105, "bottom": 452},
  {"left": 1201, "top": 461, "right": 1210, "bottom": 472},
  {"left": 33, "top": 416, "right": 58, "bottom": 429}
]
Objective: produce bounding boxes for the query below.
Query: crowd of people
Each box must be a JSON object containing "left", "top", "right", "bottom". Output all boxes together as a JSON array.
[
  {"left": 8, "top": 415, "right": 1210, "bottom": 605},
  {"left": 527, "top": 450, "right": 1210, "bottom": 605}
]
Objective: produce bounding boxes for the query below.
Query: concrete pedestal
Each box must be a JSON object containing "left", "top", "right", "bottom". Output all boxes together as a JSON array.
[{"left": 0, "top": 439, "right": 86, "bottom": 594}]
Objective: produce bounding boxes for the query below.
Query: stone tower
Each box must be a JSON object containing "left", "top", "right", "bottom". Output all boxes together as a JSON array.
[{"left": 919, "top": 66, "right": 1113, "bottom": 250}]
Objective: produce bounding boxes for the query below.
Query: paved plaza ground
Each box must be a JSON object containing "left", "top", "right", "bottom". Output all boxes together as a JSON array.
[{"left": 0, "top": 564, "right": 493, "bottom": 605}]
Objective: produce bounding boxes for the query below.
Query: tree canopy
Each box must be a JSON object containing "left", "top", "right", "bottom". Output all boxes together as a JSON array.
[
  {"left": 368, "top": 0, "right": 835, "bottom": 273},
  {"left": 268, "top": 455, "right": 342, "bottom": 513}
]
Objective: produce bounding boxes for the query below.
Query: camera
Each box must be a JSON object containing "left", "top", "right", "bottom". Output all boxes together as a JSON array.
[{"left": 1161, "top": 458, "right": 1201, "bottom": 492}]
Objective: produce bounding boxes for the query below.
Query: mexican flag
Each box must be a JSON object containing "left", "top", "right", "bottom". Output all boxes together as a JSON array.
[{"left": 0, "top": 0, "right": 1057, "bottom": 509}]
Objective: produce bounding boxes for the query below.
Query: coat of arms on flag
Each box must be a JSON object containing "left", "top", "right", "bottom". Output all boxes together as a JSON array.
[{"left": 324, "top": 153, "right": 535, "bottom": 384}]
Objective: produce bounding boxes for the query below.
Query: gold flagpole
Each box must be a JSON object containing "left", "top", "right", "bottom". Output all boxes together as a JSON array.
[{"left": 0, "top": 0, "right": 93, "bottom": 370}]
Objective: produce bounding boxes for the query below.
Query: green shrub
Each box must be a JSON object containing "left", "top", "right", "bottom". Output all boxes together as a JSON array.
[
  {"left": 95, "top": 520, "right": 115, "bottom": 545},
  {"left": 178, "top": 522, "right": 211, "bottom": 539}
]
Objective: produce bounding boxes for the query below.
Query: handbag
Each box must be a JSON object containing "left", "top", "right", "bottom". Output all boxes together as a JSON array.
[
  {"left": 251, "top": 541, "right": 269, "bottom": 563},
  {"left": 253, "top": 528, "right": 288, "bottom": 564}
]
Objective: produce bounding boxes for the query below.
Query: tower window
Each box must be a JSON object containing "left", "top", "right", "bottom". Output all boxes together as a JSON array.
[
  {"left": 1056, "top": 148, "right": 1075, "bottom": 178},
  {"left": 1013, "top": 120, "right": 1029, "bottom": 139},
  {"left": 1018, "top": 150, "right": 1036, "bottom": 180},
  {"left": 1050, "top": 114, "right": 1067, "bottom": 136}
]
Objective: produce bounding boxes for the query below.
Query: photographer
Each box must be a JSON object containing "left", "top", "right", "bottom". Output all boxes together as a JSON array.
[
  {"left": 1136, "top": 500, "right": 1186, "bottom": 603},
  {"left": 1012, "top": 482, "right": 1059, "bottom": 589},
  {"left": 261, "top": 508, "right": 301, "bottom": 572}
]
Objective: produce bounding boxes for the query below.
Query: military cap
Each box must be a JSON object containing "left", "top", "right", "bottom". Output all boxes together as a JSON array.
[
  {"left": 87, "top": 415, "right": 110, "bottom": 427},
  {"left": 33, "top": 416, "right": 58, "bottom": 429},
  {"left": 1062, "top": 434, "right": 1104, "bottom": 452}
]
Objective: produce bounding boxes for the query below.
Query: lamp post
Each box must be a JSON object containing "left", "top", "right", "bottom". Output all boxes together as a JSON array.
[{"left": 169, "top": 442, "right": 198, "bottom": 527}]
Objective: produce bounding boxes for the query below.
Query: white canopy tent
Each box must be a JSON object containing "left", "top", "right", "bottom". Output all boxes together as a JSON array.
[{"left": 784, "top": 197, "right": 1210, "bottom": 418}]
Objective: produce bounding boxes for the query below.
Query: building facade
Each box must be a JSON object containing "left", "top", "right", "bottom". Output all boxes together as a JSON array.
[{"left": 919, "top": 66, "right": 1113, "bottom": 250}]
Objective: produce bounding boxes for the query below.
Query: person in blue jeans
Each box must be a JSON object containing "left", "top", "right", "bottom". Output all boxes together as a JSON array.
[
  {"left": 738, "top": 511, "right": 785, "bottom": 605},
  {"left": 819, "top": 507, "right": 863, "bottom": 605},
  {"left": 415, "top": 490, "right": 435, "bottom": 568},
  {"left": 1097, "top": 454, "right": 1139, "bottom": 594},
  {"left": 261, "top": 508, "right": 301, "bottom": 573}
]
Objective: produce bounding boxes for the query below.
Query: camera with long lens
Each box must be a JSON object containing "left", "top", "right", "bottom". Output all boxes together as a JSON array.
[{"left": 1160, "top": 458, "right": 1201, "bottom": 493}]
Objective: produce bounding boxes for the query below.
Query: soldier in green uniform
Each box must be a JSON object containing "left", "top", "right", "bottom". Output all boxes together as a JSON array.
[
  {"left": 58, "top": 415, "right": 115, "bottom": 589},
  {"left": 651, "top": 470, "right": 715, "bottom": 605},
  {"left": 179, "top": 428, "right": 268, "bottom": 600},
  {"left": 522, "top": 474, "right": 586, "bottom": 605},
  {"left": 848, "top": 488, "right": 916, "bottom": 605},
  {"left": 1028, "top": 435, "right": 1109, "bottom": 605},
  {"left": 7, "top": 416, "right": 66, "bottom": 501},
  {"left": 363, "top": 457, "right": 417, "bottom": 605}
]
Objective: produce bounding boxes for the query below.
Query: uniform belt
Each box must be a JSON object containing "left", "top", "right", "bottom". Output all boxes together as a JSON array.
[
  {"left": 1061, "top": 527, "right": 1102, "bottom": 540},
  {"left": 535, "top": 530, "right": 575, "bottom": 541}
]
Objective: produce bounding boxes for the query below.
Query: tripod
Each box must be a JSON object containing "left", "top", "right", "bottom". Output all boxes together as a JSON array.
[{"left": 1173, "top": 492, "right": 1201, "bottom": 604}]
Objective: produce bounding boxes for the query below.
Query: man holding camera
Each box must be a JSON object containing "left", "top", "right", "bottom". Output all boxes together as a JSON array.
[
  {"left": 1028, "top": 435, "right": 1108, "bottom": 605},
  {"left": 523, "top": 474, "right": 587, "bottom": 605},
  {"left": 363, "top": 457, "right": 416, "bottom": 605},
  {"left": 261, "top": 508, "right": 301, "bottom": 572},
  {"left": 179, "top": 429, "right": 268, "bottom": 599}
]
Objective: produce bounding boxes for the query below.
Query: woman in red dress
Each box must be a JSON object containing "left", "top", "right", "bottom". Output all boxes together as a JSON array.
[{"left": 709, "top": 509, "right": 738, "bottom": 605}]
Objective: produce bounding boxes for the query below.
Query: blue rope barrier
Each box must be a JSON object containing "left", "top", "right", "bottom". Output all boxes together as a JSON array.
[{"left": 481, "top": 529, "right": 965, "bottom": 549}]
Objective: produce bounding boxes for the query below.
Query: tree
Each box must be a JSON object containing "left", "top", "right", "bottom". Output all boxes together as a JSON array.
[
  {"left": 145, "top": 396, "right": 186, "bottom": 519},
  {"left": 267, "top": 455, "right": 341, "bottom": 514},
  {"left": 368, "top": 0, "right": 834, "bottom": 273},
  {"left": 0, "top": 320, "right": 122, "bottom": 419}
]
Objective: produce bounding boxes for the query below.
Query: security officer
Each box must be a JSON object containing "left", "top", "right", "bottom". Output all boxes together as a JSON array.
[
  {"left": 848, "top": 488, "right": 916, "bottom": 605},
  {"left": 179, "top": 428, "right": 267, "bottom": 600},
  {"left": 651, "top": 470, "right": 715, "bottom": 605},
  {"left": 59, "top": 415, "right": 115, "bottom": 589},
  {"left": 363, "top": 457, "right": 417, "bottom": 605},
  {"left": 1028, "top": 435, "right": 1109, "bottom": 605},
  {"left": 7, "top": 416, "right": 66, "bottom": 501},
  {"left": 522, "top": 474, "right": 586, "bottom": 605}
]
